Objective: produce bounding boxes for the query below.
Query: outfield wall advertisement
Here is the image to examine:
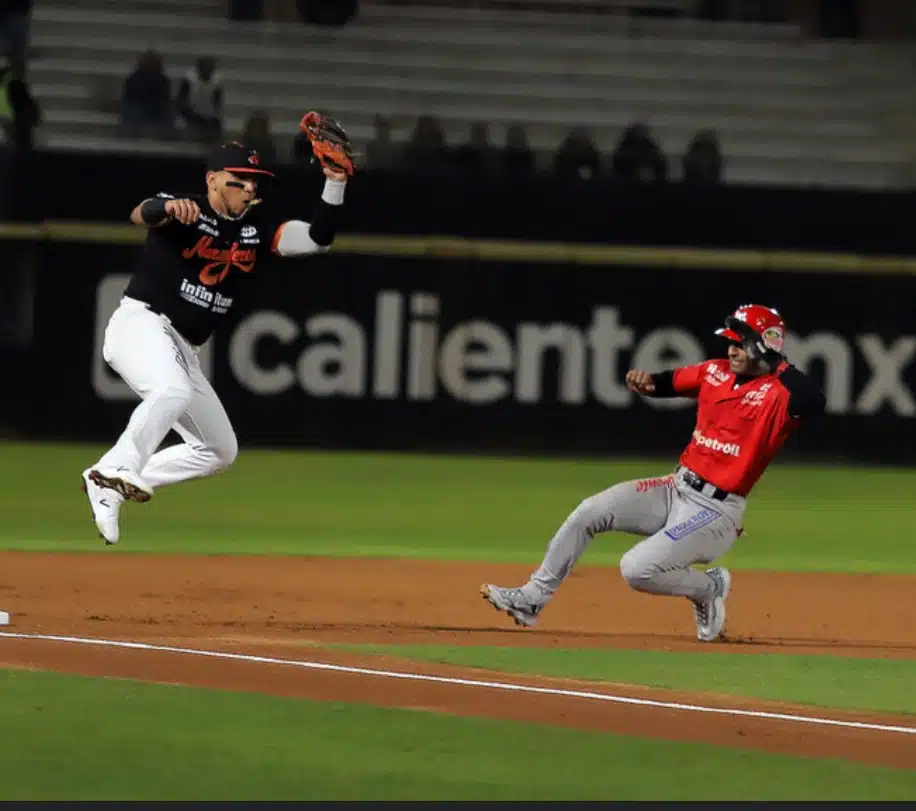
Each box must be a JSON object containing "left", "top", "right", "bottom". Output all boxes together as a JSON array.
[{"left": 22, "top": 241, "right": 916, "bottom": 464}]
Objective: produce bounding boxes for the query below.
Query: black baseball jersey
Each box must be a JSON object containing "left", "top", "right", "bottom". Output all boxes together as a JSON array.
[{"left": 124, "top": 192, "right": 283, "bottom": 345}]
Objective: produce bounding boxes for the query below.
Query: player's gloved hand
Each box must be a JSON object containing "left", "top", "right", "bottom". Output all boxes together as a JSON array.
[
  {"left": 164, "top": 198, "right": 201, "bottom": 225},
  {"left": 300, "top": 111, "right": 356, "bottom": 177},
  {"left": 725, "top": 316, "right": 785, "bottom": 372}
]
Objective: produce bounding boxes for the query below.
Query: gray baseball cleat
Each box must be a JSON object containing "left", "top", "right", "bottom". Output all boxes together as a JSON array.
[
  {"left": 479, "top": 584, "right": 543, "bottom": 628},
  {"left": 694, "top": 566, "right": 731, "bottom": 642}
]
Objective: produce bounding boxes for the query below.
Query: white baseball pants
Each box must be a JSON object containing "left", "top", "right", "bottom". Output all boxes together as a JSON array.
[{"left": 92, "top": 297, "right": 238, "bottom": 488}]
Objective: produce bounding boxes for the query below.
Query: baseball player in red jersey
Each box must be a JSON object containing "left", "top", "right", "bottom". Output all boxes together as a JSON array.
[{"left": 481, "top": 304, "right": 826, "bottom": 642}]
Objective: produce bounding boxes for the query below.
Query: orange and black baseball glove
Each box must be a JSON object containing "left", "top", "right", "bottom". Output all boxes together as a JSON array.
[{"left": 299, "top": 111, "right": 356, "bottom": 177}]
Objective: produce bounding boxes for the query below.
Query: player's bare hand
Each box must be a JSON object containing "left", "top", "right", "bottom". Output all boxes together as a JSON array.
[
  {"left": 322, "top": 166, "right": 348, "bottom": 182},
  {"left": 626, "top": 370, "right": 655, "bottom": 394},
  {"left": 165, "top": 198, "right": 201, "bottom": 224}
]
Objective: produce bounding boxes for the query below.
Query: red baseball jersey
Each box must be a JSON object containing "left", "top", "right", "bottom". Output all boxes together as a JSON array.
[{"left": 671, "top": 358, "right": 797, "bottom": 496}]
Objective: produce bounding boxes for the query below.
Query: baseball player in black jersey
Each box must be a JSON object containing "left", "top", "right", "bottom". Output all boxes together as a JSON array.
[{"left": 81, "top": 130, "right": 351, "bottom": 545}]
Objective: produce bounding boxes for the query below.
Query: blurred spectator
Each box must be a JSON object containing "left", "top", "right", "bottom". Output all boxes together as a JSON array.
[
  {"left": 118, "top": 50, "right": 173, "bottom": 139},
  {"left": 697, "top": 0, "right": 787, "bottom": 23},
  {"left": 609, "top": 122, "right": 668, "bottom": 183},
  {"left": 365, "top": 115, "right": 399, "bottom": 169},
  {"left": 264, "top": 0, "right": 298, "bottom": 22},
  {"left": 0, "top": 0, "right": 31, "bottom": 60},
  {"left": 818, "top": 0, "right": 859, "bottom": 39},
  {"left": 696, "top": 0, "right": 729, "bottom": 19},
  {"left": 741, "top": 0, "right": 788, "bottom": 23},
  {"left": 228, "top": 0, "right": 265, "bottom": 21},
  {"left": 402, "top": 115, "right": 451, "bottom": 170},
  {"left": 0, "top": 54, "right": 38, "bottom": 149},
  {"left": 502, "top": 124, "right": 535, "bottom": 175},
  {"left": 453, "top": 121, "right": 499, "bottom": 173},
  {"left": 682, "top": 128, "right": 723, "bottom": 184},
  {"left": 176, "top": 56, "right": 223, "bottom": 144},
  {"left": 241, "top": 109, "right": 277, "bottom": 165},
  {"left": 297, "top": 0, "right": 358, "bottom": 26},
  {"left": 553, "top": 127, "right": 601, "bottom": 180}
]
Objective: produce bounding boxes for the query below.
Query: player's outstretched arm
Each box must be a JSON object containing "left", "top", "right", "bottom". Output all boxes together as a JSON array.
[
  {"left": 627, "top": 365, "right": 703, "bottom": 399},
  {"left": 130, "top": 196, "right": 200, "bottom": 227},
  {"left": 272, "top": 166, "right": 347, "bottom": 257}
]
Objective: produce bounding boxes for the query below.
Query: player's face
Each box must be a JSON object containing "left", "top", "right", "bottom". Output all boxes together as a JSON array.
[
  {"left": 727, "top": 342, "right": 755, "bottom": 375},
  {"left": 222, "top": 172, "right": 259, "bottom": 215},
  {"left": 209, "top": 171, "right": 259, "bottom": 217}
]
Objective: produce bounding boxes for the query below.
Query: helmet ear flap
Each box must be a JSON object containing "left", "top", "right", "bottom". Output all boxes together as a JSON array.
[{"left": 761, "top": 326, "right": 785, "bottom": 354}]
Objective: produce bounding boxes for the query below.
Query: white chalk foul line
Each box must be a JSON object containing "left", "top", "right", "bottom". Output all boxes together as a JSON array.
[{"left": 2, "top": 631, "right": 915, "bottom": 737}]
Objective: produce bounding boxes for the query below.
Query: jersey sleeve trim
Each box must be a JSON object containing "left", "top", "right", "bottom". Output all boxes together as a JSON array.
[{"left": 271, "top": 223, "right": 285, "bottom": 255}]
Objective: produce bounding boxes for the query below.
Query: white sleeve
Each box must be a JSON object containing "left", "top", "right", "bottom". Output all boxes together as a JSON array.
[
  {"left": 274, "top": 220, "right": 326, "bottom": 256},
  {"left": 273, "top": 178, "right": 347, "bottom": 257}
]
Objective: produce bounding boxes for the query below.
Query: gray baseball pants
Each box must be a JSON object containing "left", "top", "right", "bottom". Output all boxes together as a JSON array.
[{"left": 524, "top": 468, "right": 745, "bottom": 604}]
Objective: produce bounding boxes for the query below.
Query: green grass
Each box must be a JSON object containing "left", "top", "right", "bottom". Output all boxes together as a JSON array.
[
  {"left": 326, "top": 644, "right": 916, "bottom": 716},
  {"left": 1, "top": 440, "right": 915, "bottom": 573},
  {"left": 2, "top": 669, "right": 914, "bottom": 800}
]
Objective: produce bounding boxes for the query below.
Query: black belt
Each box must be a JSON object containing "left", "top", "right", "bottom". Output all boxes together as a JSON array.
[{"left": 678, "top": 467, "right": 732, "bottom": 501}]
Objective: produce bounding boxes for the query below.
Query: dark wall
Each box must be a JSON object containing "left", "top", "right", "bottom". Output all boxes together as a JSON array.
[
  {"left": 16, "top": 240, "right": 916, "bottom": 465},
  {"left": 2, "top": 148, "right": 915, "bottom": 463},
  {"left": 5, "top": 149, "right": 916, "bottom": 254}
]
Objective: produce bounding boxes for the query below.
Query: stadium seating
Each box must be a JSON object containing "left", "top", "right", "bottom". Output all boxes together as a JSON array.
[{"left": 22, "top": 0, "right": 916, "bottom": 187}]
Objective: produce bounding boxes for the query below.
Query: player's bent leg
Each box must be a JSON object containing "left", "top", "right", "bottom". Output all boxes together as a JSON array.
[
  {"left": 140, "top": 432, "right": 237, "bottom": 489},
  {"left": 91, "top": 380, "right": 192, "bottom": 496},
  {"left": 529, "top": 476, "right": 673, "bottom": 596},
  {"left": 619, "top": 526, "right": 734, "bottom": 600},
  {"left": 90, "top": 301, "right": 196, "bottom": 497},
  {"left": 82, "top": 301, "right": 197, "bottom": 544},
  {"left": 140, "top": 366, "right": 238, "bottom": 489},
  {"left": 618, "top": 502, "right": 738, "bottom": 641},
  {"left": 480, "top": 475, "right": 673, "bottom": 627}
]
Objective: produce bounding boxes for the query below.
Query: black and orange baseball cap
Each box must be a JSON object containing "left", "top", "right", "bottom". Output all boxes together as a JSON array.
[{"left": 207, "top": 141, "right": 275, "bottom": 177}]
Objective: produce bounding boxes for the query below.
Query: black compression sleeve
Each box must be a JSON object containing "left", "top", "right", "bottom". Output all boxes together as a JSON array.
[
  {"left": 139, "top": 197, "right": 170, "bottom": 225},
  {"left": 648, "top": 370, "right": 678, "bottom": 397},
  {"left": 778, "top": 365, "right": 827, "bottom": 417},
  {"left": 307, "top": 199, "right": 340, "bottom": 247}
]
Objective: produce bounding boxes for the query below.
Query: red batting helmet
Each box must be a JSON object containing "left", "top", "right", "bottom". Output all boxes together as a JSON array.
[{"left": 715, "top": 304, "right": 786, "bottom": 353}]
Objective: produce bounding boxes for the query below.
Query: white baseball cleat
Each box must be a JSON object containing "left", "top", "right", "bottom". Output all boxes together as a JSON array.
[
  {"left": 81, "top": 469, "right": 125, "bottom": 545},
  {"left": 694, "top": 567, "right": 731, "bottom": 642},
  {"left": 87, "top": 466, "right": 154, "bottom": 504}
]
